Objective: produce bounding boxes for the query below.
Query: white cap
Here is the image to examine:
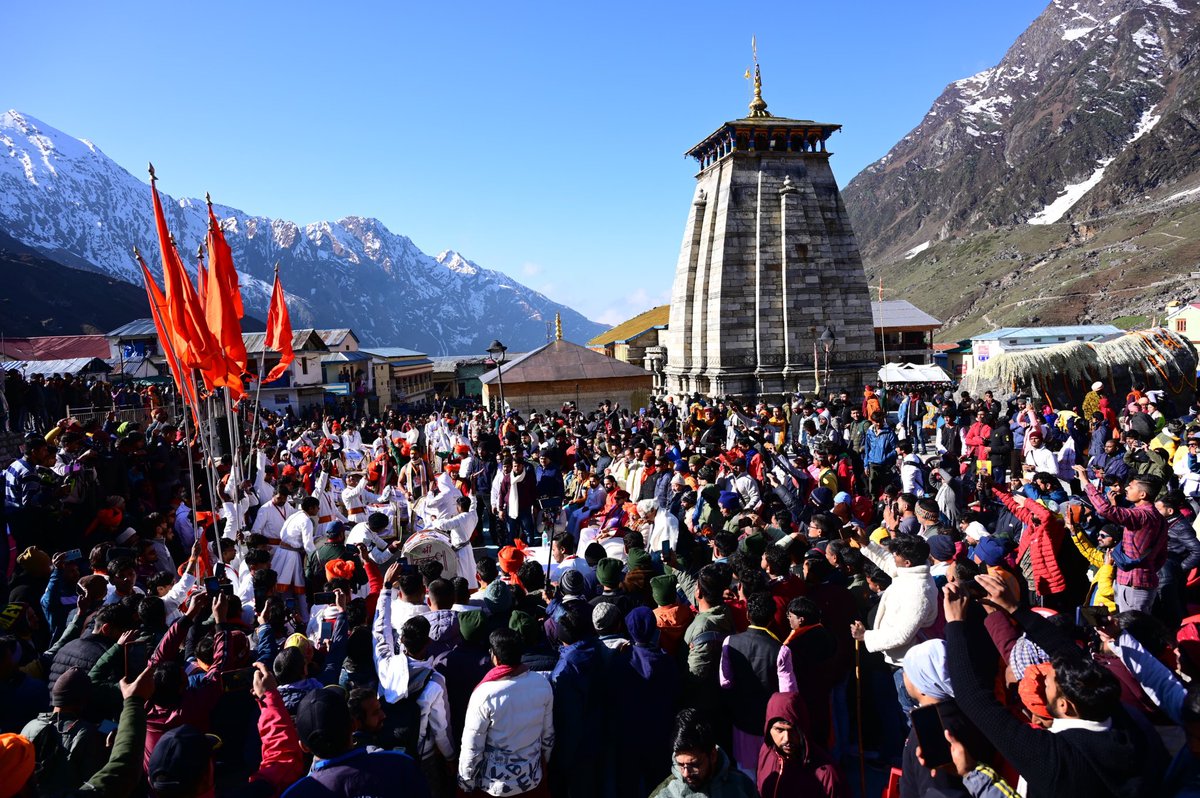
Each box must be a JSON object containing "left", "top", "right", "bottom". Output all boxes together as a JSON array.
[
  {"left": 964, "top": 521, "right": 989, "bottom": 541},
  {"left": 1091, "top": 381, "right": 1103, "bottom": 391},
  {"left": 115, "top": 527, "right": 138, "bottom": 545}
]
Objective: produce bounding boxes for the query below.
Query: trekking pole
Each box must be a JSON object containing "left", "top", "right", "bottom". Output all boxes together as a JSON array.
[{"left": 855, "top": 638, "right": 867, "bottom": 798}]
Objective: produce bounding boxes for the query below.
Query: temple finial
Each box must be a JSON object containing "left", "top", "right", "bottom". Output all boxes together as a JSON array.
[
  {"left": 555, "top": 313, "right": 562, "bottom": 341},
  {"left": 748, "top": 36, "right": 770, "bottom": 118}
]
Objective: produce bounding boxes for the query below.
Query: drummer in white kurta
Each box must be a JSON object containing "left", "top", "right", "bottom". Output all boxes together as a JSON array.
[
  {"left": 273, "top": 496, "right": 320, "bottom": 616},
  {"left": 427, "top": 493, "right": 479, "bottom": 588},
  {"left": 341, "top": 472, "right": 391, "bottom": 525}
]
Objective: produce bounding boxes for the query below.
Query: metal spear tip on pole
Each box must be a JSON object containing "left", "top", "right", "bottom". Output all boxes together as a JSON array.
[{"left": 148, "top": 162, "right": 157, "bottom": 181}]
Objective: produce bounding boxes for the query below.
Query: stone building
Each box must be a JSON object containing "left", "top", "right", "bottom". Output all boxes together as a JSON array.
[{"left": 661, "top": 66, "right": 877, "bottom": 398}]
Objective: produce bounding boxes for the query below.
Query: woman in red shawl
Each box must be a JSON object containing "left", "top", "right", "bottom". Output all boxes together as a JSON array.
[
  {"left": 757, "top": 691, "right": 845, "bottom": 798},
  {"left": 1099, "top": 395, "right": 1119, "bottom": 437}
]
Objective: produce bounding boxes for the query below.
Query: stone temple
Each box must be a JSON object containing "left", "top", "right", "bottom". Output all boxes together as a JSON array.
[{"left": 660, "top": 67, "right": 878, "bottom": 399}]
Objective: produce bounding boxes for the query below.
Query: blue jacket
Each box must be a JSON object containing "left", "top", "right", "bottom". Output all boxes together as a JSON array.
[
  {"left": 864, "top": 426, "right": 898, "bottom": 467},
  {"left": 282, "top": 747, "right": 429, "bottom": 798},
  {"left": 41, "top": 569, "right": 78, "bottom": 643}
]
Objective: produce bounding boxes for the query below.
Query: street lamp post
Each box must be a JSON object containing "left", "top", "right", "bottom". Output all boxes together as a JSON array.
[
  {"left": 819, "top": 326, "right": 835, "bottom": 400},
  {"left": 486, "top": 339, "right": 508, "bottom": 413}
]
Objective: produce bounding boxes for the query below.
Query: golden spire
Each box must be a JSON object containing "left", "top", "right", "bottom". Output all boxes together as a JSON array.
[
  {"left": 748, "top": 36, "right": 770, "bottom": 118},
  {"left": 555, "top": 313, "right": 563, "bottom": 341}
]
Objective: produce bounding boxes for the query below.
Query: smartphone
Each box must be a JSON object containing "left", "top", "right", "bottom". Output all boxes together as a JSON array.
[
  {"left": 222, "top": 666, "right": 255, "bottom": 692},
  {"left": 660, "top": 539, "right": 671, "bottom": 558},
  {"left": 220, "top": 581, "right": 236, "bottom": 598},
  {"left": 63, "top": 548, "right": 84, "bottom": 562},
  {"left": 910, "top": 704, "right": 952, "bottom": 770},
  {"left": 313, "top": 591, "right": 336, "bottom": 605},
  {"left": 318, "top": 617, "right": 336, "bottom": 641},
  {"left": 1079, "top": 605, "right": 1111, "bottom": 628},
  {"left": 204, "top": 577, "right": 221, "bottom": 596},
  {"left": 284, "top": 597, "right": 298, "bottom": 613}
]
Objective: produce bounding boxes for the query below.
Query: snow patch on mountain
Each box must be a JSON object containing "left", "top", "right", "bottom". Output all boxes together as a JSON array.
[{"left": 0, "top": 110, "right": 606, "bottom": 351}]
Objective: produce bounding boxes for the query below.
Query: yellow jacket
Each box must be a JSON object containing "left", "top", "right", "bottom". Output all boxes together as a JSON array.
[{"left": 1068, "top": 529, "right": 1116, "bottom": 611}]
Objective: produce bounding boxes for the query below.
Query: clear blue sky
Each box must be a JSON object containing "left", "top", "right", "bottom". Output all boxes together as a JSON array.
[{"left": 6, "top": 0, "right": 1046, "bottom": 327}]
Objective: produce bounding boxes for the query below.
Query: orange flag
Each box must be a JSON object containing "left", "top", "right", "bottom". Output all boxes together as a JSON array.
[
  {"left": 204, "top": 198, "right": 249, "bottom": 397},
  {"left": 135, "top": 247, "right": 199, "bottom": 425},
  {"left": 150, "top": 166, "right": 219, "bottom": 378},
  {"left": 263, "top": 267, "right": 294, "bottom": 384}
]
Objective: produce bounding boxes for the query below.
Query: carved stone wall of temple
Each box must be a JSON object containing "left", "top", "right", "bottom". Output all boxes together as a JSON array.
[{"left": 661, "top": 75, "right": 878, "bottom": 400}]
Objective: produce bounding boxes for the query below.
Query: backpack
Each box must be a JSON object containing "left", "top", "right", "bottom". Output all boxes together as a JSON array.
[
  {"left": 380, "top": 668, "right": 433, "bottom": 756},
  {"left": 24, "top": 713, "right": 93, "bottom": 798}
]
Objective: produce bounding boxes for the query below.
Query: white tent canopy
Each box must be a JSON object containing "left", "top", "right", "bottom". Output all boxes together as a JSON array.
[{"left": 878, "top": 362, "right": 952, "bottom": 384}]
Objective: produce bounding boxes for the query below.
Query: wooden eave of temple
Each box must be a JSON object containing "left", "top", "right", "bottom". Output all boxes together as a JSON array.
[{"left": 686, "top": 117, "right": 842, "bottom": 167}]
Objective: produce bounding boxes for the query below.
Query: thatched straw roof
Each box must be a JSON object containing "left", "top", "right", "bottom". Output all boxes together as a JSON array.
[{"left": 960, "top": 328, "right": 1197, "bottom": 408}]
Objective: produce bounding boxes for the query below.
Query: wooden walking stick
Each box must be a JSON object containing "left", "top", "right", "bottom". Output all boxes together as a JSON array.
[{"left": 855, "top": 638, "right": 867, "bottom": 798}]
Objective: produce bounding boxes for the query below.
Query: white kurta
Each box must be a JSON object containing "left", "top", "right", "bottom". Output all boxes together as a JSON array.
[
  {"left": 429, "top": 494, "right": 479, "bottom": 588},
  {"left": 341, "top": 481, "right": 391, "bottom": 524},
  {"left": 272, "top": 509, "right": 317, "bottom": 591},
  {"left": 312, "top": 471, "right": 347, "bottom": 526},
  {"left": 251, "top": 501, "right": 289, "bottom": 542},
  {"left": 348, "top": 521, "right": 393, "bottom": 564}
]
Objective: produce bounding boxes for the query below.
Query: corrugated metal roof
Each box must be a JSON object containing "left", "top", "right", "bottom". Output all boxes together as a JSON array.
[
  {"left": 108, "top": 319, "right": 159, "bottom": 338},
  {"left": 243, "top": 329, "right": 328, "bottom": 354},
  {"left": 320, "top": 351, "right": 373, "bottom": 363},
  {"left": 479, "top": 339, "right": 653, "bottom": 384},
  {"left": 972, "top": 324, "right": 1122, "bottom": 341},
  {"left": 871, "top": 301, "right": 942, "bottom": 329},
  {"left": 360, "top": 346, "right": 427, "bottom": 359},
  {"left": 4, "top": 357, "right": 112, "bottom": 376},
  {"left": 0, "top": 335, "right": 110, "bottom": 361},
  {"left": 587, "top": 305, "right": 670, "bottom": 346},
  {"left": 317, "top": 328, "right": 358, "bottom": 347}
]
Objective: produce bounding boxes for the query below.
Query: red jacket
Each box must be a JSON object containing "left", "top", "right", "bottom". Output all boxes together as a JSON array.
[{"left": 995, "top": 488, "right": 1068, "bottom": 596}]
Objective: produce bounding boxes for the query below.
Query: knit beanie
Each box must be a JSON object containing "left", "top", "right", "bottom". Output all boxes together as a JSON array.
[
  {"left": 51, "top": 667, "right": 93, "bottom": 708},
  {"left": 625, "top": 548, "right": 652, "bottom": 573},
  {"left": 595, "top": 558, "right": 623, "bottom": 589},
  {"left": 16, "top": 548, "right": 51, "bottom": 580},
  {"left": 592, "top": 602, "right": 621, "bottom": 633},
  {"left": 458, "top": 610, "right": 488, "bottom": 644},
  {"left": 559, "top": 569, "right": 586, "bottom": 598},
  {"left": 651, "top": 574, "right": 678, "bottom": 607}
]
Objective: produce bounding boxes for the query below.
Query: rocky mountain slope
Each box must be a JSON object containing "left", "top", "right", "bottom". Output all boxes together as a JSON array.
[
  {"left": 0, "top": 230, "right": 149, "bottom": 336},
  {"left": 842, "top": 0, "right": 1200, "bottom": 339},
  {"left": 0, "top": 111, "right": 606, "bottom": 354}
]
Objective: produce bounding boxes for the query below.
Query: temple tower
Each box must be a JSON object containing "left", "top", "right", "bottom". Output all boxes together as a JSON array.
[{"left": 661, "top": 66, "right": 877, "bottom": 399}]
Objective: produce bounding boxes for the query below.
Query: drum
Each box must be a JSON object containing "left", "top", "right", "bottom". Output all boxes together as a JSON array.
[{"left": 401, "top": 530, "right": 459, "bottom": 579}]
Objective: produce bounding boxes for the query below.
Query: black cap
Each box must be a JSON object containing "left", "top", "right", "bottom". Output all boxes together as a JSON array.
[
  {"left": 294, "top": 688, "right": 352, "bottom": 756},
  {"left": 367, "top": 512, "right": 389, "bottom": 531},
  {"left": 148, "top": 725, "right": 218, "bottom": 793}
]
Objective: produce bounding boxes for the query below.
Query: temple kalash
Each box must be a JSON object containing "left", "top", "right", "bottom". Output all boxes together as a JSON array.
[{"left": 660, "top": 61, "right": 879, "bottom": 400}]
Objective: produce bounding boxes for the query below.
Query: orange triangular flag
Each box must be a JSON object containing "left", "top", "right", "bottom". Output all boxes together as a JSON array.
[
  {"left": 205, "top": 200, "right": 249, "bottom": 398},
  {"left": 150, "top": 168, "right": 219, "bottom": 377},
  {"left": 135, "top": 248, "right": 200, "bottom": 426},
  {"left": 263, "top": 267, "right": 294, "bottom": 384}
]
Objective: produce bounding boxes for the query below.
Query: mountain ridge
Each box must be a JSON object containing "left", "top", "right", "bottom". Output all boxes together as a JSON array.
[
  {"left": 841, "top": 0, "right": 1200, "bottom": 340},
  {"left": 0, "top": 110, "right": 606, "bottom": 354}
]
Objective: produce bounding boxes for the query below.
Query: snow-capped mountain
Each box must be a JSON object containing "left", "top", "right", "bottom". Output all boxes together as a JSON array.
[
  {"left": 0, "top": 110, "right": 606, "bottom": 353},
  {"left": 843, "top": 0, "right": 1200, "bottom": 262}
]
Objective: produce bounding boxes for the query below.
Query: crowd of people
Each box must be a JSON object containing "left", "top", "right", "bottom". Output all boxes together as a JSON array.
[{"left": 2, "top": 379, "right": 1200, "bottom": 798}]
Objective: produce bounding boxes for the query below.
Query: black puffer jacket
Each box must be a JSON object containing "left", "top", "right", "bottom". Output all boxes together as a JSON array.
[{"left": 48, "top": 631, "right": 112, "bottom": 689}]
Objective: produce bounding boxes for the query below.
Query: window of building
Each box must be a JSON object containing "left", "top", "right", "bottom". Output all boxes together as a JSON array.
[
  {"left": 1032, "top": 338, "right": 1042, "bottom": 343},
  {"left": 301, "top": 358, "right": 308, "bottom": 375},
  {"left": 1178, "top": 319, "right": 1188, "bottom": 333}
]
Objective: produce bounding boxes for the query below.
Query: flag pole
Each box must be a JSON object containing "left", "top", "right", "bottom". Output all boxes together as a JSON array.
[{"left": 134, "top": 244, "right": 206, "bottom": 568}]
